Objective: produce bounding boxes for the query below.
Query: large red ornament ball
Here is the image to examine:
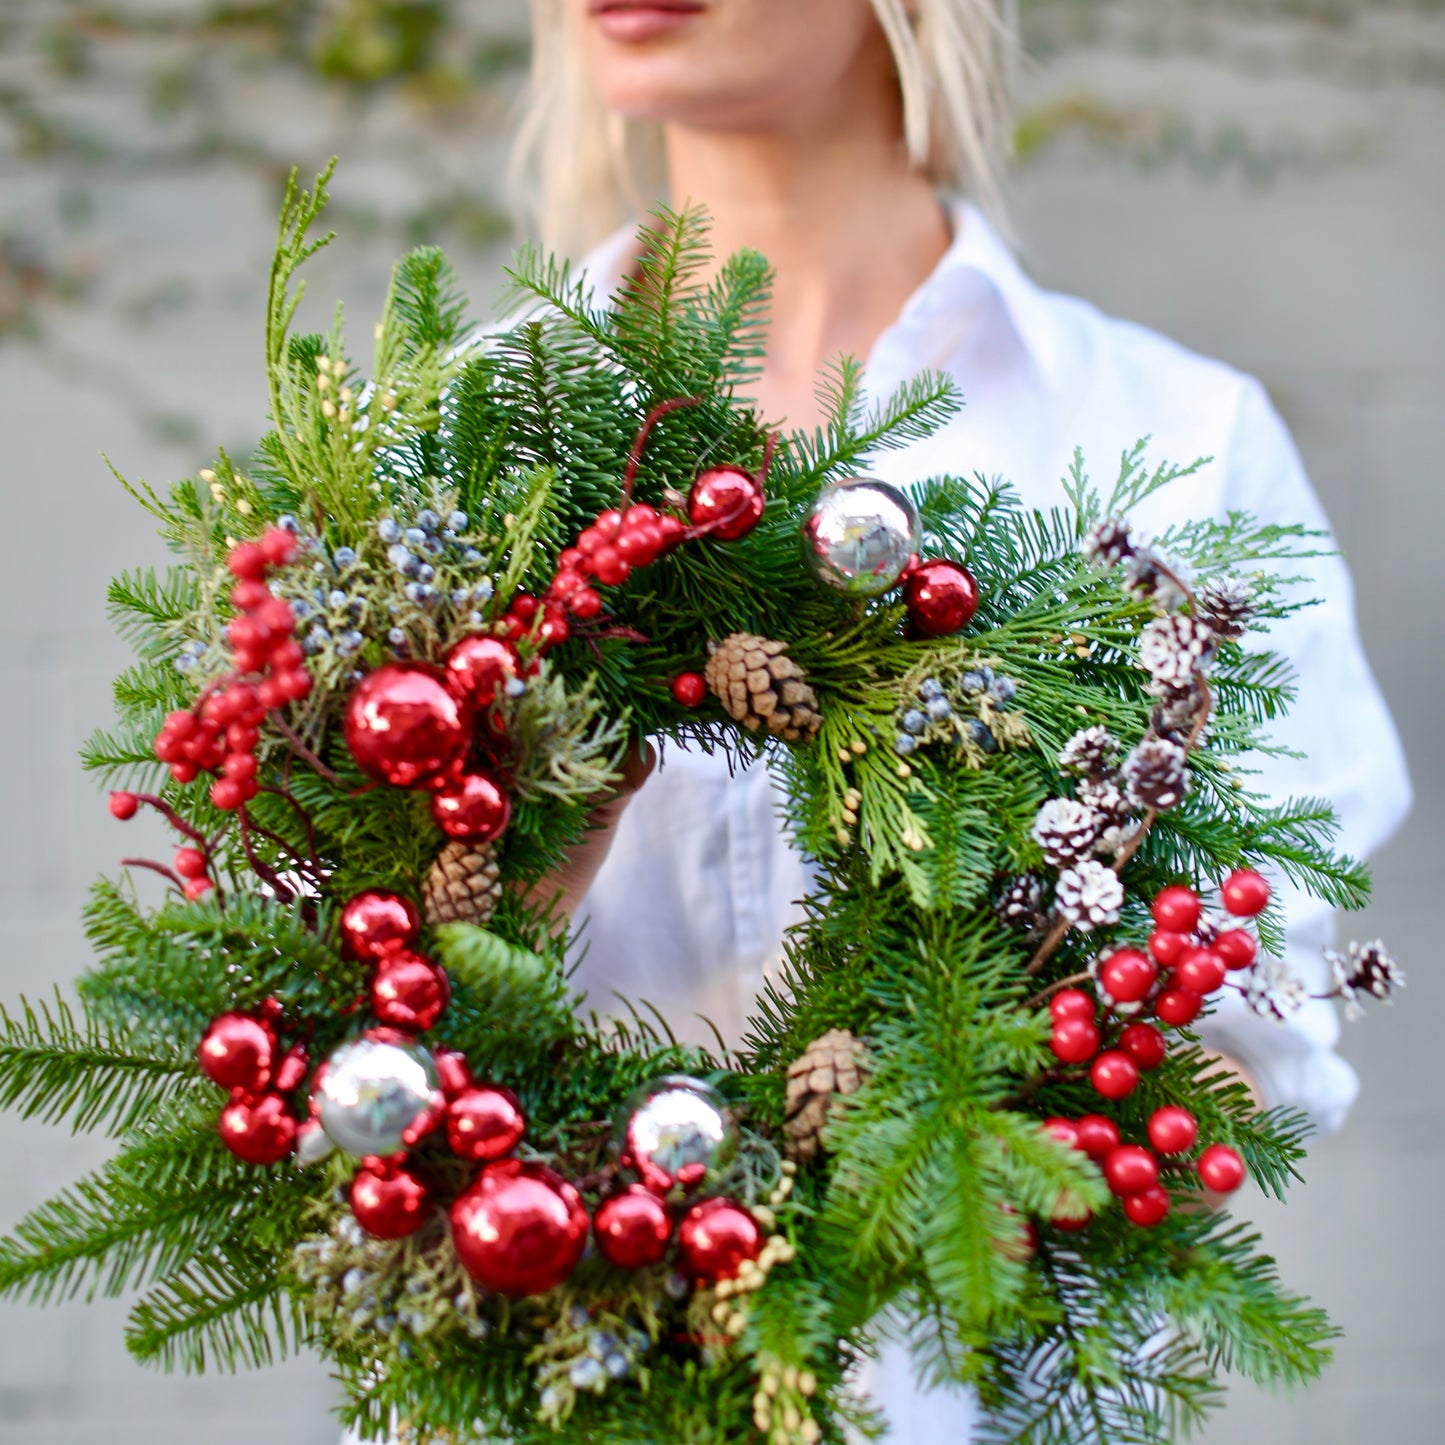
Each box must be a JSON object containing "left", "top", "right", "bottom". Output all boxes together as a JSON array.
[
  {"left": 372, "top": 952, "right": 451, "bottom": 1033},
  {"left": 1197, "top": 1143, "right": 1247, "bottom": 1194},
  {"left": 431, "top": 769, "right": 511, "bottom": 843},
  {"left": 445, "top": 636, "right": 520, "bottom": 710},
  {"left": 1222, "top": 869, "right": 1271, "bottom": 918},
  {"left": 594, "top": 1184, "right": 674, "bottom": 1270},
  {"left": 676, "top": 1197, "right": 763, "bottom": 1284},
  {"left": 1103, "top": 1144, "right": 1158, "bottom": 1197},
  {"left": 450, "top": 1160, "right": 589, "bottom": 1296},
  {"left": 344, "top": 664, "right": 473, "bottom": 789},
  {"left": 198, "top": 1013, "right": 276, "bottom": 1093},
  {"left": 1147, "top": 1106, "right": 1199, "bottom": 1156},
  {"left": 1175, "top": 948, "right": 1227, "bottom": 996},
  {"left": 1151, "top": 885, "right": 1201, "bottom": 934},
  {"left": 1123, "top": 1184, "right": 1170, "bottom": 1228},
  {"left": 687, "top": 466, "right": 765, "bottom": 541},
  {"left": 903, "top": 558, "right": 979, "bottom": 638},
  {"left": 1098, "top": 948, "right": 1157, "bottom": 1005},
  {"left": 1090, "top": 1051, "right": 1140, "bottom": 1100},
  {"left": 447, "top": 1085, "right": 527, "bottom": 1162},
  {"left": 218, "top": 1093, "right": 297, "bottom": 1165},
  {"left": 351, "top": 1164, "right": 430, "bottom": 1239},
  {"left": 340, "top": 890, "right": 421, "bottom": 961}
]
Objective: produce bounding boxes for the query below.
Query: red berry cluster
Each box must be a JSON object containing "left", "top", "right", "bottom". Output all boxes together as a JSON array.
[
  {"left": 108, "top": 791, "right": 221, "bottom": 902},
  {"left": 197, "top": 1001, "right": 310, "bottom": 1166},
  {"left": 152, "top": 529, "right": 311, "bottom": 814}
]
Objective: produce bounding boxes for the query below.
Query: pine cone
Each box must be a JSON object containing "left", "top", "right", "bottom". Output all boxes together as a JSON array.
[
  {"left": 1031, "top": 798, "right": 1102, "bottom": 867},
  {"left": 1058, "top": 725, "right": 1119, "bottom": 778},
  {"left": 1198, "top": 577, "right": 1256, "bottom": 641},
  {"left": 704, "top": 633, "right": 822, "bottom": 743},
  {"left": 1055, "top": 859, "right": 1124, "bottom": 932},
  {"left": 784, "top": 1029, "right": 868, "bottom": 1161},
  {"left": 1139, "top": 614, "right": 1216, "bottom": 691},
  {"left": 1081, "top": 516, "right": 1134, "bottom": 568},
  {"left": 995, "top": 874, "right": 1046, "bottom": 936},
  {"left": 422, "top": 840, "right": 503, "bottom": 928},
  {"left": 1123, "top": 738, "right": 1190, "bottom": 811}
]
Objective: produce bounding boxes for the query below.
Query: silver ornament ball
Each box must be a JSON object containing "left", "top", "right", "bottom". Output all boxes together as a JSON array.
[
  {"left": 315, "top": 1033, "right": 442, "bottom": 1158},
  {"left": 618, "top": 1075, "right": 737, "bottom": 1190},
  {"left": 801, "top": 477, "right": 921, "bottom": 596}
]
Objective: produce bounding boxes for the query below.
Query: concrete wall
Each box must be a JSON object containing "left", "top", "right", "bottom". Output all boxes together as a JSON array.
[{"left": 0, "top": 2, "right": 1439, "bottom": 1440}]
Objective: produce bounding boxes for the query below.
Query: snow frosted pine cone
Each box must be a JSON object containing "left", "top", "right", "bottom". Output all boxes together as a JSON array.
[
  {"left": 785, "top": 1029, "right": 868, "bottom": 1161},
  {"left": 705, "top": 633, "right": 823, "bottom": 743},
  {"left": 995, "top": 875, "right": 1047, "bottom": 935},
  {"left": 1055, "top": 859, "right": 1124, "bottom": 932},
  {"left": 1031, "top": 798, "right": 1103, "bottom": 867},
  {"left": 1139, "top": 614, "right": 1216, "bottom": 692},
  {"left": 1198, "top": 576, "right": 1257, "bottom": 640},
  {"left": 1123, "top": 737, "right": 1190, "bottom": 811},
  {"left": 1058, "top": 725, "right": 1120, "bottom": 778},
  {"left": 423, "top": 840, "right": 503, "bottom": 927}
]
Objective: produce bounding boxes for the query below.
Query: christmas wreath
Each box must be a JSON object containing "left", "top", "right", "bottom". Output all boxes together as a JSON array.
[{"left": 0, "top": 168, "right": 1403, "bottom": 1444}]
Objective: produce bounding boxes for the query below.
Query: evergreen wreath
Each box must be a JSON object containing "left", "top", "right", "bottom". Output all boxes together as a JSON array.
[{"left": 0, "top": 166, "right": 1404, "bottom": 1444}]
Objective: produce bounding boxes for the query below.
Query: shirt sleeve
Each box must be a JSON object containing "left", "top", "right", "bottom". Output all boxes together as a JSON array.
[{"left": 1190, "top": 376, "right": 1411, "bottom": 1134}]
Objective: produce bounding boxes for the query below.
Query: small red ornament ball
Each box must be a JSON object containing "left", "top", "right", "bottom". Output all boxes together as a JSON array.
[
  {"left": 594, "top": 1184, "right": 673, "bottom": 1270},
  {"left": 1119, "top": 1022, "right": 1168, "bottom": 1071},
  {"left": 1050, "top": 1016, "right": 1101, "bottom": 1064},
  {"left": 1148, "top": 929, "right": 1190, "bottom": 966},
  {"left": 1197, "top": 1143, "right": 1247, "bottom": 1194},
  {"left": 671, "top": 672, "right": 707, "bottom": 708},
  {"left": 1103, "top": 1144, "right": 1158, "bottom": 1197},
  {"left": 1147, "top": 1106, "right": 1199, "bottom": 1156},
  {"left": 676, "top": 1196, "right": 763, "bottom": 1284},
  {"left": 903, "top": 558, "right": 979, "bottom": 638},
  {"left": 1175, "top": 947, "right": 1227, "bottom": 996},
  {"left": 1151, "top": 885, "right": 1201, "bottom": 934},
  {"left": 1049, "top": 989, "right": 1095, "bottom": 1024},
  {"left": 1090, "top": 1050, "right": 1140, "bottom": 1100},
  {"left": 218, "top": 1093, "right": 297, "bottom": 1166},
  {"left": 435, "top": 1050, "right": 474, "bottom": 1099},
  {"left": 450, "top": 1160, "right": 589, "bottom": 1297},
  {"left": 447, "top": 1085, "right": 527, "bottom": 1162},
  {"left": 351, "top": 1164, "right": 430, "bottom": 1239},
  {"left": 1155, "top": 988, "right": 1204, "bottom": 1028},
  {"left": 1123, "top": 1184, "right": 1170, "bottom": 1228},
  {"left": 372, "top": 952, "right": 451, "bottom": 1033},
  {"left": 1222, "top": 869, "right": 1271, "bottom": 918},
  {"left": 340, "top": 890, "right": 421, "bottom": 961},
  {"left": 445, "top": 636, "right": 519, "bottom": 709},
  {"left": 109, "top": 791, "right": 140, "bottom": 820},
  {"left": 198, "top": 1013, "right": 276, "bottom": 1093},
  {"left": 1075, "top": 1114, "right": 1121, "bottom": 1160},
  {"left": 687, "top": 466, "right": 765, "bottom": 541},
  {"left": 344, "top": 664, "right": 472, "bottom": 789},
  {"left": 431, "top": 769, "right": 512, "bottom": 844},
  {"left": 1215, "top": 929, "right": 1258, "bottom": 971},
  {"left": 1098, "top": 948, "right": 1157, "bottom": 1005}
]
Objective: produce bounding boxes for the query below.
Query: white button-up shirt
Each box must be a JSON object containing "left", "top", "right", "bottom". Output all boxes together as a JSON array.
[{"left": 562, "top": 202, "right": 1411, "bottom": 1435}]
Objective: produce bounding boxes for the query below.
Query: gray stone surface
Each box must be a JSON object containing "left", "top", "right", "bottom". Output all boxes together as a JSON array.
[{"left": 0, "top": 1, "right": 1439, "bottom": 1440}]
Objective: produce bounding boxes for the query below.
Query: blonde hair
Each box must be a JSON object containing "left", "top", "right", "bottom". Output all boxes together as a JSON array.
[{"left": 512, "top": 0, "right": 1019, "bottom": 257}]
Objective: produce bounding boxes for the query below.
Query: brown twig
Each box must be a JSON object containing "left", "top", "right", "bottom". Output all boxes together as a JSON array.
[
  {"left": 621, "top": 396, "right": 703, "bottom": 501},
  {"left": 129, "top": 793, "right": 210, "bottom": 848},
  {"left": 120, "top": 857, "right": 186, "bottom": 891},
  {"left": 271, "top": 714, "right": 342, "bottom": 786},
  {"left": 235, "top": 805, "right": 296, "bottom": 902},
  {"left": 1023, "top": 971, "right": 1094, "bottom": 1010}
]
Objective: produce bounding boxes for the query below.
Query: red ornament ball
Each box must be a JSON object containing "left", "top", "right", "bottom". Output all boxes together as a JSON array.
[
  {"left": 447, "top": 1085, "right": 527, "bottom": 1162},
  {"left": 1175, "top": 948, "right": 1227, "bottom": 996},
  {"left": 594, "top": 1184, "right": 673, "bottom": 1270},
  {"left": 198, "top": 1013, "right": 276, "bottom": 1093},
  {"left": 1119, "top": 1022, "right": 1168, "bottom": 1071},
  {"left": 687, "top": 466, "right": 765, "bottom": 541},
  {"left": 109, "top": 791, "right": 140, "bottom": 820},
  {"left": 218, "top": 1092, "right": 297, "bottom": 1166},
  {"left": 340, "top": 890, "right": 421, "bottom": 961},
  {"left": 431, "top": 769, "right": 512, "bottom": 844},
  {"left": 1198, "top": 1143, "right": 1247, "bottom": 1194},
  {"left": 1148, "top": 929, "right": 1191, "bottom": 966},
  {"left": 344, "top": 664, "right": 473, "bottom": 789},
  {"left": 1042, "top": 1117, "right": 1081, "bottom": 1150},
  {"left": 676, "top": 1196, "right": 763, "bottom": 1284},
  {"left": 903, "top": 558, "right": 979, "bottom": 638},
  {"left": 450, "top": 1160, "right": 589, "bottom": 1297},
  {"left": 1098, "top": 948, "right": 1157, "bottom": 1005},
  {"left": 1222, "top": 869, "right": 1271, "bottom": 917},
  {"left": 183, "top": 878, "right": 214, "bottom": 902},
  {"left": 1074, "top": 1114, "right": 1121, "bottom": 1160},
  {"left": 351, "top": 1164, "right": 430, "bottom": 1239},
  {"left": 1155, "top": 988, "right": 1204, "bottom": 1028},
  {"left": 1103, "top": 1144, "right": 1158, "bottom": 1197},
  {"left": 1049, "top": 988, "right": 1095, "bottom": 1024},
  {"left": 1215, "top": 928, "right": 1259, "bottom": 971},
  {"left": 671, "top": 672, "right": 707, "bottom": 708},
  {"left": 435, "top": 1050, "right": 474, "bottom": 1099},
  {"left": 444, "top": 636, "right": 519, "bottom": 710},
  {"left": 1123, "top": 1184, "right": 1170, "bottom": 1228},
  {"left": 372, "top": 952, "right": 451, "bottom": 1033},
  {"left": 1151, "top": 885, "right": 1201, "bottom": 934},
  {"left": 1050, "top": 1016, "right": 1101, "bottom": 1064},
  {"left": 1147, "top": 1105, "right": 1199, "bottom": 1155},
  {"left": 1090, "top": 1050, "right": 1140, "bottom": 1100}
]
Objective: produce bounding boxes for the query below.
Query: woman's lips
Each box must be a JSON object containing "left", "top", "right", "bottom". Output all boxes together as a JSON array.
[{"left": 589, "top": 1, "right": 706, "bottom": 44}]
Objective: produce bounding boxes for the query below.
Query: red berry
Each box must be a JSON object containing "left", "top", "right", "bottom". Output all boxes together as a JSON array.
[
  {"left": 231, "top": 578, "right": 271, "bottom": 612},
  {"left": 1119, "top": 1022, "right": 1167, "bottom": 1071},
  {"left": 257, "top": 676, "right": 287, "bottom": 710},
  {"left": 1152, "top": 885, "right": 1201, "bottom": 933},
  {"left": 222, "top": 753, "right": 258, "bottom": 783},
  {"left": 183, "top": 877, "right": 214, "bottom": 902},
  {"left": 1042, "top": 1117, "right": 1081, "bottom": 1150},
  {"left": 575, "top": 527, "right": 604, "bottom": 556},
  {"left": 591, "top": 547, "right": 630, "bottom": 587},
  {"left": 557, "top": 547, "right": 584, "bottom": 571},
  {"left": 154, "top": 732, "right": 186, "bottom": 764},
  {"left": 278, "top": 668, "right": 313, "bottom": 701},
  {"left": 1103, "top": 1144, "right": 1158, "bottom": 1197},
  {"left": 109, "top": 791, "right": 140, "bottom": 820},
  {"left": 511, "top": 595, "right": 540, "bottom": 621},
  {"left": 1098, "top": 948, "right": 1157, "bottom": 1005},
  {"left": 1050, "top": 1016, "right": 1100, "bottom": 1064},
  {"left": 1050, "top": 1204, "right": 1092, "bottom": 1232},
  {"left": 1215, "top": 929, "right": 1258, "bottom": 971},
  {"left": 569, "top": 587, "right": 603, "bottom": 620},
  {"left": 174, "top": 848, "right": 208, "bottom": 880},
  {"left": 1174, "top": 948, "right": 1227, "bottom": 996},
  {"left": 255, "top": 597, "right": 296, "bottom": 637},
  {"left": 233, "top": 645, "right": 268, "bottom": 676},
  {"left": 259, "top": 528, "right": 297, "bottom": 566},
  {"left": 548, "top": 569, "right": 586, "bottom": 603},
  {"left": 228, "top": 615, "right": 267, "bottom": 652},
  {"left": 536, "top": 614, "right": 570, "bottom": 649},
  {"left": 163, "top": 709, "right": 198, "bottom": 739},
  {"left": 1090, "top": 1051, "right": 1139, "bottom": 1100},
  {"left": 211, "top": 777, "right": 245, "bottom": 811},
  {"left": 594, "top": 508, "right": 623, "bottom": 538},
  {"left": 1155, "top": 988, "right": 1203, "bottom": 1027},
  {"left": 226, "top": 723, "right": 259, "bottom": 754},
  {"left": 170, "top": 761, "right": 199, "bottom": 783},
  {"left": 270, "top": 638, "right": 305, "bottom": 671},
  {"left": 657, "top": 514, "right": 686, "bottom": 549},
  {"left": 617, "top": 523, "right": 663, "bottom": 565},
  {"left": 1221, "top": 869, "right": 1270, "bottom": 917},
  {"left": 622, "top": 504, "right": 658, "bottom": 527},
  {"left": 1148, "top": 929, "right": 1191, "bottom": 966},
  {"left": 227, "top": 542, "right": 268, "bottom": 580},
  {"left": 1074, "top": 1114, "right": 1121, "bottom": 1160},
  {"left": 671, "top": 672, "right": 707, "bottom": 708},
  {"left": 1049, "top": 988, "right": 1095, "bottom": 1024},
  {"left": 1147, "top": 1106, "right": 1198, "bottom": 1155},
  {"left": 1123, "top": 1184, "right": 1170, "bottom": 1227},
  {"left": 1197, "top": 1143, "right": 1247, "bottom": 1194}
]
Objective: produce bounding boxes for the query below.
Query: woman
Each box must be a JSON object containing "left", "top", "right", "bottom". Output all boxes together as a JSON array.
[{"left": 403, "top": 1, "right": 1414, "bottom": 1437}]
